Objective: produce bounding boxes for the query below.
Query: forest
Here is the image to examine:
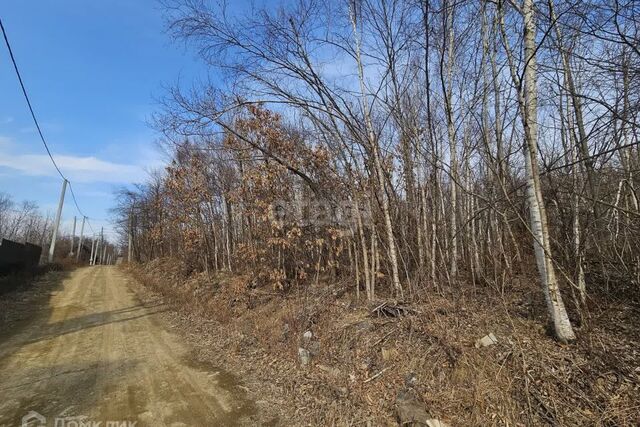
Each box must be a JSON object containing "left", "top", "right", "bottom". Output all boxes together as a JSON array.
[
  {"left": 110, "top": 0, "right": 639, "bottom": 423},
  {"left": 0, "top": 193, "right": 55, "bottom": 247}
]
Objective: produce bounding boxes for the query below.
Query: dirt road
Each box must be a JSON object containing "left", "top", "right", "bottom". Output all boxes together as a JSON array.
[{"left": 0, "top": 266, "right": 254, "bottom": 426}]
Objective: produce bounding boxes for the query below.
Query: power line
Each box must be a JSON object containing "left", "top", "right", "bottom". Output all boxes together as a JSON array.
[
  {"left": 0, "top": 16, "right": 95, "bottom": 225},
  {"left": 68, "top": 182, "right": 87, "bottom": 218},
  {"left": 86, "top": 217, "right": 96, "bottom": 235},
  {"left": 0, "top": 17, "right": 65, "bottom": 180}
]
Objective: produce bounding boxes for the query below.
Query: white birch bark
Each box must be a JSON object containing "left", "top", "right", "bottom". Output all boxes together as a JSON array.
[
  {"left": 522, "top": 0, "right": 575, "bottom": 342},
  {"left": 499, "top": 0, "right": 576, "bottom": 342},
  {"left": 443, "top": 0, "right": 458, "bottom": 278},
  {"left": 349, "top": 1, "right": 403, "bottom": 297}
]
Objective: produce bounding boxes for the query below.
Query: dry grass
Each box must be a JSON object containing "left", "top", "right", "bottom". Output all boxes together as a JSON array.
[{"left": 125, "top": 258, "right": 640, "bottom": 426}]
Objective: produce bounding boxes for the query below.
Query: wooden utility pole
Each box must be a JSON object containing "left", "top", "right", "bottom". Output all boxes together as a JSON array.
[
  {"left": 48, "top": 179, "right": 67, "bottom": 263},
  {"left": 69, "top": 215, "right": 77, "bottom": 256},
  {"left": 76, "top": 216, "right": 86, "bottom": 262}
]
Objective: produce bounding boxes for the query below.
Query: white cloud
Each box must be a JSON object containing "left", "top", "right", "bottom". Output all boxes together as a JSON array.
[{"left": 0, "top": 151, "right": 150, "bottom": 184}]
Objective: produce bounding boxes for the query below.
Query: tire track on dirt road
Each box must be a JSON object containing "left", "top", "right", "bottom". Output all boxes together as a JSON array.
[{"left": 0, "top": 266, "right": 255, "bottom": 426}]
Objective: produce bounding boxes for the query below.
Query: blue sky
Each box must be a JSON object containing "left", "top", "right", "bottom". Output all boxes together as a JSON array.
[{"left": 0, "top": 1, "right": 209, "bottom": 240}]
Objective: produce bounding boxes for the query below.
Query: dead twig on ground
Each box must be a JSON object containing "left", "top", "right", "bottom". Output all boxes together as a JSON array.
[{"left": 363, "top": 366, "right": 393, "bottom": 383}]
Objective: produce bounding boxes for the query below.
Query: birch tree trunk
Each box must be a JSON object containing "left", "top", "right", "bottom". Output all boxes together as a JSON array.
[
  {"left": 350, "top": 1, "right": 403, "bottom": 298},
  {"left": 354, "top": 196, "right": 372, "bottom": 300},
  {"left": 548, "top": 0, "right": 597, "bottom": 213},
  {"left": 442, "top": 0, "right": 458, "bottom": 278},
  {"left": 521, "top": 0, "right": 576, "bottom": 342}
]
